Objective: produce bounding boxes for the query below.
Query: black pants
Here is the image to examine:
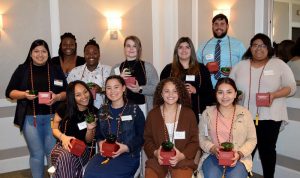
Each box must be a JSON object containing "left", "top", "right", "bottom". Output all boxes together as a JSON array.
[{"left": 252, "top": 120, "right": 282, "bottom": 178}]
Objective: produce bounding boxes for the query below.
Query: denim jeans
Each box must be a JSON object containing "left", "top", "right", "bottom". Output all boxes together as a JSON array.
[
  {"left": 202, "top": 154, "right": 248, "bottom": 178},
  {"left": 23, "top": 115, "right": 56, "bottom": 178}
]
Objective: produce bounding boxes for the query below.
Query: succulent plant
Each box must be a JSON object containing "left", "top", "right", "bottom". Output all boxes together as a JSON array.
[
  {"left": 221, "top": 67, "right": 231, "bottom": 76},
  {"left": 28, "top": 90, "right": 38, "bottom": 95},
  {"left": 85, "top": 112, "right": 95, "bottom": 123},
  {"left": 221, "top": 142, "right": 234, "bottom": 151},
  {"left": 161, "top": 140, "right": 174, "bottom": 151},
  {"left": 106, "top": 134, "right": 117, "bottom": 143},
  {"left": 86, "top": 82, "right": 95, "bottom": 89}
]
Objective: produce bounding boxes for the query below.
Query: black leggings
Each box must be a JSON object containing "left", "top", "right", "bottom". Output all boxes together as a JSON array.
[{"left": 252, "top": 120, "right": 282, "bottom": 178}]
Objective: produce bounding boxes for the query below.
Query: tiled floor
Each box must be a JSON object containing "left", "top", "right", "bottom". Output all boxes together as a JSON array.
[{"left": 0, "top": 168, "right": 49, "bottom": 178}]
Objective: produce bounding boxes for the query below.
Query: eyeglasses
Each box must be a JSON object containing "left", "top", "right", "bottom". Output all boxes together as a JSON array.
[{"left": 251, "top": 44, "right": 267, "bottom": 49}]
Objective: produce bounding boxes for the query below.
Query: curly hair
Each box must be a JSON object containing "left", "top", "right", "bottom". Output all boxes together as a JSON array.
[{"left": 153, "top": 77, "right": 191, "bottom": 107}]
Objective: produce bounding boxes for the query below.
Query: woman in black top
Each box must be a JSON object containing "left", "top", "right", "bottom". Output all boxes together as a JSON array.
[
  {"left": 51, "top": 80, "right": 98, "bottom": 178},
  {"left": 51, "top": 32, "right": 85, "bottom": 78},
  {"left": 160, "top": 37, "right": 214, "bottom": 123},
  {"left": 5, "top": 39, "right": 67, "bottom": 178},
  {"left": 111, "top": 36, "right": 159, "bottom": 114}
]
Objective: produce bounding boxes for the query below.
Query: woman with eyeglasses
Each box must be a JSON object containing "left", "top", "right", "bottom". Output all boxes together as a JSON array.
[{"left": 229, "top": 33, "right": 296, "bottom": 178}]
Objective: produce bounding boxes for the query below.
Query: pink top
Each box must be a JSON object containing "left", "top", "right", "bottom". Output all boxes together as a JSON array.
[{"left": 209, "top": 107, "right": 233, "bottom": 146}]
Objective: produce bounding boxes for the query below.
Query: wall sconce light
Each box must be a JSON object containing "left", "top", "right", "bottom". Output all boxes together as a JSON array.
[
  {"left": 213, "top": 9, "right": 230, "bottom": 21},
  {"left": 107, "top": 16, "right": 122, "bottom": 40}
]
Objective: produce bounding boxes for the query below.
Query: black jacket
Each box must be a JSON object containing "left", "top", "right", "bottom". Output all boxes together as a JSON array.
[{"left": 5, "top": 62, "right": 67, "bottom": 131}]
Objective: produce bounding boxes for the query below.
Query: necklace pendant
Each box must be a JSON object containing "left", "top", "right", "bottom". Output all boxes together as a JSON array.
[
  {"left": 101, "top": 158, "right": 110, "bottom": 165},
  {"left": 255, "top": 114, "right": 259, "bottom": 126}
]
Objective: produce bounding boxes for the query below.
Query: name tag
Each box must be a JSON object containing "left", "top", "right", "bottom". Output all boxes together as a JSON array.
[
  {"left": 174, "top": 131, "right": 185, "bottom": 139},
  {"left": 114, "top": 68, "right": 121, "bottom": 75},
  {"left": 185, "top": 75, "right": 195, "bottom": 82},
  {"left": 205, "top": 54, "right": 214, "bottom": 61},
  {"left": 263, "top": 70, "right": 274, "bottom": 76},
  {"left": 121, "top": 115, "right": 132, "bottom": 121},
  {"left": 54, "top": 79, "right": 63, "bottom": 87},
  {"left": 78, "top": 121, "right": 87, "bottom": 130}
]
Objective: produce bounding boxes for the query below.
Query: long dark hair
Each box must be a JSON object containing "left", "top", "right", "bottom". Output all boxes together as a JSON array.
[
  {"left": 243, "top": 33, "right": 274, "bottom": 60},
  {"left": 171, "top": 37, "right": 200, "bottom": 78},
  {"left": 215, "top": 77, "right": 238, "bottom": 111},
  {"left": 153, "top": 77, "right": 191, "bottom": 107},
  {"left": 66, "top": 80, "right": 94, "bottom": 120},
  {"left": 23, "top": 39, "right": 51, "bottom": 65}
]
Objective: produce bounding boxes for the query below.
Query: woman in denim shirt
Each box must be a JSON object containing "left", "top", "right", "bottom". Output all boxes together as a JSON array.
[{"left": 84, "top": 75, "right": 145, "bottom": 178}]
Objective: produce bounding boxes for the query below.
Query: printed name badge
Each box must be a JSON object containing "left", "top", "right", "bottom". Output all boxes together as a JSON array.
[
  {"left": 54, "top": 79, "right": 63, "bottom": 87},
  {"left": 174, "top": 131, "right": 185, "bottom": 139},
  {"left": 121, "top": 115, "right": 133, "bottom": 121},
  {"left": 263, "top": 70, "right": 274, "bottom": 76},
  {"left": 186, "top": 75, "right": 195, "bottom": 82},
  {"left": 205, "top": 54, "right": 214, "bottom": 61},
  {"left": 78, "top": 121, "right": 87, "bottom": 130},
  {"left": 114, "top": 68, "right": 121, "bottom": 75}
]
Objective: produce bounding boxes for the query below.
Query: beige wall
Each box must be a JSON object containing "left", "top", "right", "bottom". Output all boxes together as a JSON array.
[
  {"left": 0, "top": 0, "right": 255, "bottom": 98},
  {"left": 197, "top": 0, "right": 255, "bottom": 48},
  {"left": 178, "top": 0, "right": 192, "bottom": 38},
  {"left": 0, "top": 0, "right": 51, "bottom": 98},
  {"left": 273, "top": 1, "right": 290, "bottom": 42},
  {"left": 59, "top": 0, "right": 153, "bottom": 67}
]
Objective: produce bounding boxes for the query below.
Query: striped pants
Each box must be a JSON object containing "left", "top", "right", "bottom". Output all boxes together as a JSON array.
[{"left": 51, "top": 143, "right": 89, "bottom": 178}]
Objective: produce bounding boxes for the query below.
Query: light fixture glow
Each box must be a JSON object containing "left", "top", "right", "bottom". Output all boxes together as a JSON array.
[{"left": 213, "top": 9, "right": 230, "bottom": 21}]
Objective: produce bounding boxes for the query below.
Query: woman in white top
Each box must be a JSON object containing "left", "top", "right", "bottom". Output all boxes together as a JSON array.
[{"left": 229, "top": 33, "right": 296, "bottom": 178}]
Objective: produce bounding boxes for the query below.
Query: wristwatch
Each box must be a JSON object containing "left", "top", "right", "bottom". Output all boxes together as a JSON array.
[{"left": 139, "top": 86, "right": 143, "bottom": 94}]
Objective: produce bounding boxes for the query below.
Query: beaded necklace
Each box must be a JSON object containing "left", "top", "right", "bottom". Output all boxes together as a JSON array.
[
  {"left": 215, "top": 106, "right": 236, "bottom": 146},
  {"left": 161, "top": 104, "right": 179, "bottom": 143},
  {"left": 201, "top": 36, "right": 232, "bottom": 67},
  {"left": 215, "top": 106, "right": 236, "bottom": 178},
  {"left": 29, "top": 61, "right": 52, "bottom": 127},
  {"left": 107, "top": 101, "right": 128, "bottom": 140},
  {"left": 247, "top": 60, "right": 268, "bottom": 126}
]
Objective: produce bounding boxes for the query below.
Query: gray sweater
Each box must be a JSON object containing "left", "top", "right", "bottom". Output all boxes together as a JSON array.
[{"left": 110, "top": 61, "right": 159, "bottom": 112}]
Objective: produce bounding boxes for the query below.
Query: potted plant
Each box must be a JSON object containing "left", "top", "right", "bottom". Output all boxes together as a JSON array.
[
  {"left": 102, "top": 134, "right": 120, "bottom": 158},
  {"left": 28, "top": 89, "right": 38, "bottom": 96},
  {"left": 219, "top": 142, "right": 234, "bottom": 166},
  {"left": 160, "top": 140, "right": 176, "bottom": 165},
  {"left": 85, "top": 112, "right": 95, "bottom": 123},
  {"left": 86, "top": 82, "right": 97, "bottom": 99},
  {"left": 220, "top": 67, "right": 231, "bottom": 76}
]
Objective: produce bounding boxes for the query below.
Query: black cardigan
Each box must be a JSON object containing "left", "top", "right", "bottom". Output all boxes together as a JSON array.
[{"left": 5, "top": 62, "right": 67, "bottom": 131}]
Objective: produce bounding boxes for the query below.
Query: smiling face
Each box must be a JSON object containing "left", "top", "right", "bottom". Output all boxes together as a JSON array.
[
  {"left": 124, "top": 39, "right": 138, "bottom": 60},
  {"left": 74, "top": 83, "right": 90, "bottom": 111},
  {"left": 105, "top": 78, "right": 126, "bottom": 103},
  {"left": 178, "top": 42, "right": 191, "bottom": 61},
  {"left": 31, "top": 45, "right": 49, "bottom": 66},
  {"left": 161, "top": 81, "right": 179, "bottom": 106},
  {"left": 216, "top": 83, "right": 237, "bottom": 108},
  {"left": 212, "top": 19, "right": 229, "bottom": 38},
  {"left": 251, "top": 39, "right": 268, "bottom": 62},
  {"left": 61, "top": 37, "right": 76, "bottom": 56},
  {"left": 84, "top": 44, "right": 100, "bottom": 68}
]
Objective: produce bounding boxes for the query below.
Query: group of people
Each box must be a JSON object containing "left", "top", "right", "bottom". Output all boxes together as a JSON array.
[{"left": 5, "top": 13, "right": 296, "bottom": 178}]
